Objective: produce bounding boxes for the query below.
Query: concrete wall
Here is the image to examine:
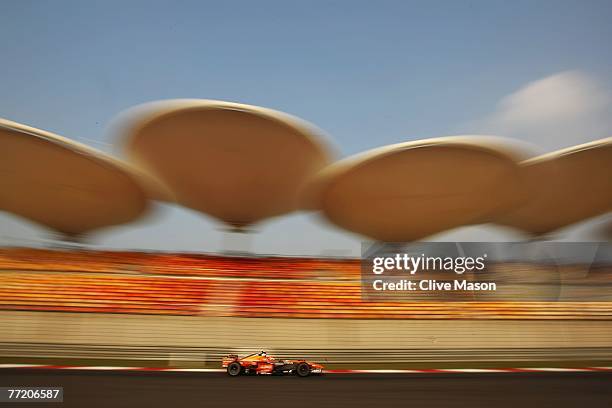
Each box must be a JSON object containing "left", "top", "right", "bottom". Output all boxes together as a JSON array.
[{"left": 2, "top": 311, "right": 611, "bottom": 350}]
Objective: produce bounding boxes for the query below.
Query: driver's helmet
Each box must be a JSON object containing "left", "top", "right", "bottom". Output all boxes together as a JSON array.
[{"left": 259, "top": 351, "right": 267, "bottom": 356}]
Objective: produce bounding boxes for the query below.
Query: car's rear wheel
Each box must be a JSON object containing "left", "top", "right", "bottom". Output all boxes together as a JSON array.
[
  {"left": 227, "top": 362, "right": 242, "bottom": 376},
  {"left": 296, "top": 362, "right": 310, "bottom": 377}
]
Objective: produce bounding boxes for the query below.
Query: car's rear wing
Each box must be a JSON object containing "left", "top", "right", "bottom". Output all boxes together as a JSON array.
[
  {"left": 222, "top": 354, "right": 239, "bottom": 361},
  {"left": 221, "top": 354, "right": 240, "bottom": 368}
]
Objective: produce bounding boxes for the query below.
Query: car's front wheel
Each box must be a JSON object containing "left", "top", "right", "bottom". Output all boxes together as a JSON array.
[
  {"left": 227, "top": 362, "right": 242, "bottom": 376},
  {"left": 296, "top": 362, "right": 310, "bottom": 377}
]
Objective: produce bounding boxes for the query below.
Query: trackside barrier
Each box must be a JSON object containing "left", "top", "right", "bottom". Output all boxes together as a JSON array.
[
  {"left": 1, "top": 342, "right": 612, "bottom": 365},
  {"left": 1, "top": 311, "right": 611, "bottom": 365}
]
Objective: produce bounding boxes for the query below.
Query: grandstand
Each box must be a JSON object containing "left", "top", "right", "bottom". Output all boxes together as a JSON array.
[{"left": 1, "top": 248, "right": 611, "bottom": 320}]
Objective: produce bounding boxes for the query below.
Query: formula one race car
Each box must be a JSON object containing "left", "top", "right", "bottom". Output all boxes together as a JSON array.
[{"left": 222, "top": 351, "right": 324, "bottom": 377}]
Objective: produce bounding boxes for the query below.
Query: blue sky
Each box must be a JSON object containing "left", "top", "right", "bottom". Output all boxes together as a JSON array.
[{"left": 1, "top": 0, "right": 611, "bottom": 254}]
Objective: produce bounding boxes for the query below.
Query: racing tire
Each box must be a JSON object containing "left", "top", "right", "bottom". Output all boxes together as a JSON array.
[
  {"left": 227, "top": 362, "right": 242, "bottom": 376},
  {"left": 296, "top": 362, "right": 310, "bottom": 377}
]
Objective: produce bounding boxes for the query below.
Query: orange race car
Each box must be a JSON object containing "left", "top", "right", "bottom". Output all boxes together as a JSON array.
[{"left": 222, "top": 351, "right": 324, "bottom": 377}]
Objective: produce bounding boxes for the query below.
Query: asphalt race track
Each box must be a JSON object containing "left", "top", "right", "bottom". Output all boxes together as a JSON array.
[{"left": 1, "top": 369, "right": 611, "bottom": 408}]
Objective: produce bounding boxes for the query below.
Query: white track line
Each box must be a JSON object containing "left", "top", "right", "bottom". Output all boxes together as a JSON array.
[
  {"left": 1, "top": 364, "right": 611, "bottom": 374},
  {"left": 63, "top": 366, "right": 139, "bottom": 370}
]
